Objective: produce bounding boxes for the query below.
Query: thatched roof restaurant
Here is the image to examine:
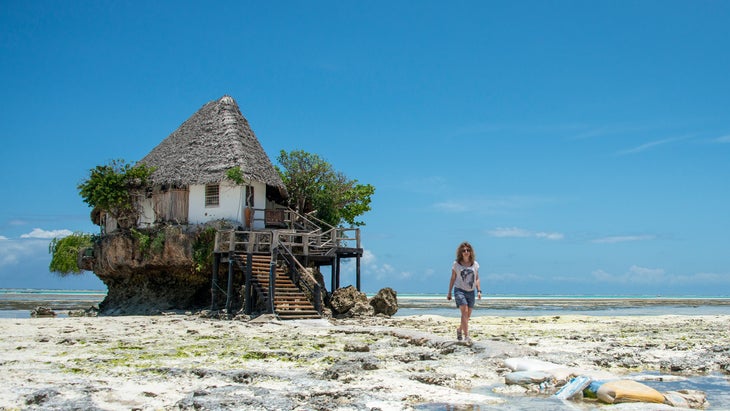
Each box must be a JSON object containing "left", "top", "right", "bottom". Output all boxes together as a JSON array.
[{"left": 140, "top": 95, "right": 287, "bottom": 202}]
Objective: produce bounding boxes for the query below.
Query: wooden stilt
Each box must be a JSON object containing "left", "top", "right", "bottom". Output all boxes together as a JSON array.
[
  {"left": 331, "top": 259, "right": 336, "bottom": 293},
  {"left": 211, "top": 253, "right": 220, "bottom": 310},
  {"left": 335, "top": 256, "right": 341, "bottom": 290},
  {"left": 244, "top": 253, "right": 253, "bottom": 314},
  {"left": 225, "top": 257, "right": 234, "bottom": 312},
  {"left": 356, "top": 254, "right": 361, "bottom": 292},
  {"left": 268, "top": 251, "right": 277, "bottom": 314}
]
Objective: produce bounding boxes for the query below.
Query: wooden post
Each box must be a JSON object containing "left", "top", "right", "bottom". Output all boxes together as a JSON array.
[
  {"left": 268, "top": 251, "right": 277, "bottom": 314},
  {"left": 211, "top": 253, "right": 220, "bottom": 310},
  {"left": 356, "top": 253, "right": 361, "bottom": 292},
  {"left": 314, "top": 284, "right": 322, "bottom": 314},
  {"left": 335, "top": 255, "right": 341, "bottom": 290},
  {"left": 225, "top": 257, "right": 234, "bottom": 313},
  {"left": 244, "top": 253, "right": 253, "bottom": 314},
  {"left": 330, "top": 258, "right": 336, "bottom": 291}
]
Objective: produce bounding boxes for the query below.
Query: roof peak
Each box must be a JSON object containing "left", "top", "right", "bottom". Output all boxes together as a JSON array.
[{"left": 138, "top": 95, "right": 287, "bottom": 199}]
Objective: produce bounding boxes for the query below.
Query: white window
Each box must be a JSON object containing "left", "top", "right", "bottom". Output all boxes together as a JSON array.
[{"left": 205, "top": 184, "right": 219, "bottom": 207}]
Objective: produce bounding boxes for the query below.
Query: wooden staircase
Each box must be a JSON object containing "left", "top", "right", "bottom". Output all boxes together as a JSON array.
[{"left": 239, "top": 254, "right": 321, "bottom": 320}]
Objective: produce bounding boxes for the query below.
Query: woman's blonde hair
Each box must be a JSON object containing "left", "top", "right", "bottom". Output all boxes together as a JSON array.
[{"left": 455, "top": 241, "right": 475, "bottom": 265}]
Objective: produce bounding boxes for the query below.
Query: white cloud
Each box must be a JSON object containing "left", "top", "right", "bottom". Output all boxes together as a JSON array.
[
  {"left": 591, "top": 269, "right": 613, "bottom": 282},
  {"left": 20, "top": 228, "right": 73, "bottom": 239},
  {"left": 434, "top": 196, "right": 558, "bottom": 215},
  {"left": 712, "top": 135, "right": 730, "bottom": 143},
  {"left": 617, "top": 137, "right": 685, "bottom": 155},
  {"left": 672, "top": 272, "right": 728, "bottom": 284},
  {"left": 488, "top": 227, "right": 531, "bottom": 238},
  {"left": 592, "top": 266, "right": 730, "bottom": 287},
  {"left": 341, "top": 249, "right": 411, "bottom": 281},
  {"left": 535, "top": 231, "right": 565, "bottom": 240},
  {"left": 592, "top": 235, "right": 654, "bottom": 244},
  {"left": 488, "top": 227, "right": 564, "bottom": 241},
  {"left": 591, "top": 265, "right": 665, "bottom": 284},
  {"left": 0, "top": 228, "right": 73, "bottom": 268},
  {"left": 361, "top": 249, "right": 377, "bottom": 265},
  {"left": 568, "top": 124, "right": 659, "bottom": 141},
  {"left": 0, "top": 238, "right": 49, "bottom": 267},
  {"left": 627, "top": 265, "right": 665, "bottom": 282}
]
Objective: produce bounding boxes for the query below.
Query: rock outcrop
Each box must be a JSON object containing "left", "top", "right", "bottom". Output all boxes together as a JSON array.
[
  {"left": 85, "top": 223, "right": 227, "bottom": 315},
  {"left": 330, "top": 285, "right": 398, "bottom": 318},
  {"left": 369, "top": 287, "right": 398, "bottom": 316}
]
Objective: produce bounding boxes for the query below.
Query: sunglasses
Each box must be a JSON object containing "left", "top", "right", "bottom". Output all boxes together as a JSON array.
[{"left": 461, "top": 249, "right": 470, "bottom": 253}]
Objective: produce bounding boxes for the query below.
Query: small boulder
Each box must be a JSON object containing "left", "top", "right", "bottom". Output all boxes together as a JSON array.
[
  {"left": 663, "top": 390, "right": 709, "bottom": 409},
  {"left": 30, "top": 306, "right": 56, "bottom": 317},
  {"left": 369, "top": 287, "right": 398, "bottom": 316},
  {"left": 348, "top": 300, "right": 375, "bottom": 317},
  {"left": 330, "top": 285, "right": 368, "bottom": 315}
]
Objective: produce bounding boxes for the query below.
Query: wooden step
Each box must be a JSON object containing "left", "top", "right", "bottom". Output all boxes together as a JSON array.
[{"left": 234, "top": 252, "right": 320, "bottom": 320}]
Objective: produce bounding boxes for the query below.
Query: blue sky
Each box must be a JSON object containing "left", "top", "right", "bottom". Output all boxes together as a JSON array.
[{"left": 1, "top": 1, "right": 729, "bottom": 296}]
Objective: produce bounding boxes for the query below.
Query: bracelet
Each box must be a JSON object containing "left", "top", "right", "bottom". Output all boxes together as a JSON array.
[{"left": 477, "top": 290, "right": 482, "bottom": 293}]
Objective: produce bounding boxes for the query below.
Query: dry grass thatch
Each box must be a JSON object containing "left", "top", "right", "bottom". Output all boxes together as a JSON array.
[{"left": 139, "top": 95, "right": 287, "bottom": 199}]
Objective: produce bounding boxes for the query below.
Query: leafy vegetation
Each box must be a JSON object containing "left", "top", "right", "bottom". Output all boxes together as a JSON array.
[
  {"left": 276, "top": 150, "right": 375, "bottom": 227},
  {"left": 226, "top": 166, "right": 246, "bottom": 185},
  {"left": 49, "top": 233, "right": 96, "bottom": 275},
  {"left": 77, "top": 159, "right": 155, "bottom": 225},
  {"left": 131, "top": 228, "right": 166, "bottom": 257},
  {"left": 193, "top": 226, "right": 217, "bottom": 272}
]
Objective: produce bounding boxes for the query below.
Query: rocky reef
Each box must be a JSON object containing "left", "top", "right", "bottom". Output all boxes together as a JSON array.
[{"left": 80, "top": 224, "right": 218, "bottom": 315}]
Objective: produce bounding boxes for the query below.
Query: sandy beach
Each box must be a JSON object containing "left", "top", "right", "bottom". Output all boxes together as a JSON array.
[{"left": 1, "top": 313, "right": 728, "bottom": 410}]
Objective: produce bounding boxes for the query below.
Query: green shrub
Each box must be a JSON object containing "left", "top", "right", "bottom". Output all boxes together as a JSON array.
[
  {"left": 193, "top": 226, "right": 217, "bottom": 272},
  {"left": 131, "top": 228, "right": 166, "bottom": 257},
  {"left": 49, "top": 233, "right": 96, "bottom": 275}
]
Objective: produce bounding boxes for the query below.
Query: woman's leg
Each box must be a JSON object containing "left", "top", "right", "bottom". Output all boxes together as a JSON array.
[{"left": 459, "top": 304, "right": 470, "bottom": 338}]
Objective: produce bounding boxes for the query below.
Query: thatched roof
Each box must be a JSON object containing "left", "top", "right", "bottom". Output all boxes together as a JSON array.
[{"left": 139, "top": 95, "right": 287, "bottom": 200}]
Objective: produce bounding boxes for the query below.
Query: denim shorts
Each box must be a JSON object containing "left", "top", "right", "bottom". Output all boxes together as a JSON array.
[{"left": 453, "top": 288, "right": 475, "bottom": 308}]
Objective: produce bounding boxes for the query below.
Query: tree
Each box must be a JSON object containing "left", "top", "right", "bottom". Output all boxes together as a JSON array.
[
  {"left": 77, "top": 159, "right": 155, "bottom": 227},
  {"left": 49, "top": 233, "right": 96, "bottom": 275},
  {"left": 276, "top": 150, "right": 375, "bottom": 227}
]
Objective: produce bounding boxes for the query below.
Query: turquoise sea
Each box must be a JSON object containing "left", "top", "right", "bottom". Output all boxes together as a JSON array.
[
  {"left": 396, "top": 293, "right": 730, "bottom": 317},
  {"left": 3, "top": 288, "right": 730, "bottom": 318},
  {"left": 0, "top": 288, "right": 107, "bottom": 318}
]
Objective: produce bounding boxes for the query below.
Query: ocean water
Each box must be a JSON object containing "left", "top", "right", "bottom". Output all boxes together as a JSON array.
[
  {"left": 0, "top": 288, "right": 106, "bottom": 318},
  {"left": 3, "top": 289, "right": 730, "bottom": 318},
  {"left": 395, "top": 293, "right": 730, "bottom": 317}
]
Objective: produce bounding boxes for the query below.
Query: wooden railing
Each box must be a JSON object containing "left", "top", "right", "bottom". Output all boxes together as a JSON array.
[
  {"left": 214, "top": 207, "right": 360, "bottom": 256},
  {"left": 276, "top": 242, "right": 322, "bottom": 314},
  {"left": 214, "top": 226, "right": 360, "bottom": 256}
]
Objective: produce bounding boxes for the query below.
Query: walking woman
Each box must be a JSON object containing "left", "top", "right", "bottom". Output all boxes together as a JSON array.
[{"left": 447, "top": 241, "right": 481, "bottom": 343}]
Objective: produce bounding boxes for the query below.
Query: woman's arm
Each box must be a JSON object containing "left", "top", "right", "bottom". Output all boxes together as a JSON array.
[
  {"left": 447, "top": 268, "right": 457, "bottom": 300},
  {"left": 475, "top": 268, "right": 482, "bottom": 299}
]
